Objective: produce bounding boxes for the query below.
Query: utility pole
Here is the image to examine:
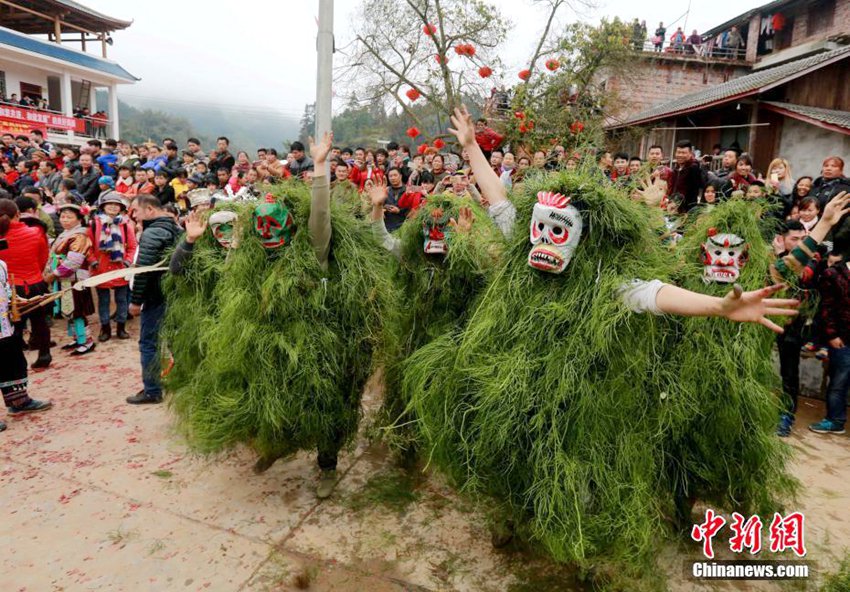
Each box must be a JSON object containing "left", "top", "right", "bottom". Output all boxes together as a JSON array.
[{"left": 316, "top": 0, "right": 334, "bottom": 148}]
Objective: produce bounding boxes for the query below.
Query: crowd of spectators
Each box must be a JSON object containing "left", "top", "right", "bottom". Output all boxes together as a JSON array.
[
  {"left": 0, "top": 121, "right": 847, "bottom": 436},
  {"left": 637, "top": 19, "right": 746, "bottom": 59}
]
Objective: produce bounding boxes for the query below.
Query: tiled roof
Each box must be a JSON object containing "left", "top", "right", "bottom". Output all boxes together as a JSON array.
[
  {"left": 0, "top": 26, "right": 138, "bottom": 82},
  {"left": 702, "top": 0, "right": 796, "bottom": 39},
  {"left": 607, "top": 45, "right": 850, "bottom": 129},
  {"left": 49, "top": 0, "right": 133, "bottom": 29},
  {"left": 762, "top": 101, "right": 850, "bottom": 131}
]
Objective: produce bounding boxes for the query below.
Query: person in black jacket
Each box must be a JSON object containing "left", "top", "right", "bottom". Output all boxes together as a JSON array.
[
  {"left": 152, "top": 170, "right": 176, "bottom": 206},
  {"left": 160, "top": 141, "right": 183, "bottom": 177},
  {"left": 73, "top": 153, "right": 101, "bottom": 205},
  {"left": 810, "top": 156, "right": 850, "bottom": 211},
  {"left": 669, "top": 140, "right": 704, "bottom": 212},
  {"left": 208, "top": 136, "right": 235, "bottom": 175},
  {"left": 127, "top": 194, "right": 181, "bottom": 405}
]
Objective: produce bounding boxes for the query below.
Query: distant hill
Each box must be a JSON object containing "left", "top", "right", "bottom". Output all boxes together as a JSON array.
[{"left": 101, "top": 91, "right": 300, "bottom": 155}]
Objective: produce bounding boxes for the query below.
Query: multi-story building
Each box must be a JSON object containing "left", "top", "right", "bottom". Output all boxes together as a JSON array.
[
  {"left": 0, "top": 0, "right": 137, "bottom": 145},
  {"left": 606, "top": 0, "right": 849, "bottom": 175}
]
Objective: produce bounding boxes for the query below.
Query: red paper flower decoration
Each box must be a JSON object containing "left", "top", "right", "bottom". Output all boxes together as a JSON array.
[
  {"left": 433, "top": 138, "right": 445, "bottom": 150},
  {"left": 478, "top": 66, "right": 493, "bottom": 78},
  {"left": 518, "top": 123, "right": 528, "bottom": 133},
  {"left": 454, "top": 45, "right": 465, "bottom": 55},
  {"left": 405, "top": 88, "right": 421, "bottom": 101},
  {"left": 464, "top": 44, "right": 476, "bottom": 57},
  {"left": 526, "top": 120, "right": 535, "bottom": 130},
  {"left": 518, "top": 69, "right": 531, "bottom": 81},
  {"left": 406, "top": 127, "right": 420, "bottom": 139},
  {"left": 570, "top": 121, "right": 585, "bottom": 134},
  {"left": 435, "top": 54, "right": 449, "bottom": 65},
  {"left": 514, "top": 111, "right": 525, "bottom": 120},
  {"left": 417, "top": 143, "right": 429, "bottom": 155},
  {"left": 545, "top": 59, "right": 560, "bottom": 72},
  {"left": 423, "top": 23, "right": 437, "bottom": 36}
]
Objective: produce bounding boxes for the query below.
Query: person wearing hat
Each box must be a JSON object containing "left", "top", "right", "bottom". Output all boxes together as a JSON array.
[
  {"left": 89, "top": 191, "right": 137, "bottom": 342},
  {"left": 42, "top": 202, "right": 97, "bottom": 355},
  {"left": 97, "top": 175, "right": 115, "bottom": 202}
]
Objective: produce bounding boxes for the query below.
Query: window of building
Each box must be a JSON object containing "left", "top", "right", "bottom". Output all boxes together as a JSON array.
[
  {"left": 0, "top": 72, "right": 6, "bottom": 99},
  {"left": 807, "top": 0, "right": 836, "bottom": 37}
]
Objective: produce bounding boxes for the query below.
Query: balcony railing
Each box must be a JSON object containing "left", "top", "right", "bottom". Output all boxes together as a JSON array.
[{"left": 637, "top": 40, "right": 748, "bottom": 62}]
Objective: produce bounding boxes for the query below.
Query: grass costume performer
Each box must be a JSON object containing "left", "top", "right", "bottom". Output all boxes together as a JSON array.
[
  {"left": 164, "top": 134, "right": 398, "bottom": 499},
  {"left": 367, "top": 176, "right": 506, "bottom": 457},
  {"left": 401, "top": 106, "right": 801, "bottom": 581}
]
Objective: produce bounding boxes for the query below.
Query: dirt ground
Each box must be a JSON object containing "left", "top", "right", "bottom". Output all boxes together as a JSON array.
[{"left": 2, "top": 322, "right": 849, "bottom": 592}]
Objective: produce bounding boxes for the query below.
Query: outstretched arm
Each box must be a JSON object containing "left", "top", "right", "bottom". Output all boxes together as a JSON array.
[
  {"left": 655, "top": 282, "right": 798, "bottom": 334},
  {"left": 367, "top": 177, "right": 402, "bottom": 261},
  {"left": 447, "top": 105, "right": 507, "bottom": 209},
  {"left": 308, "top": 132, "right": 333, "bottom": 270}
]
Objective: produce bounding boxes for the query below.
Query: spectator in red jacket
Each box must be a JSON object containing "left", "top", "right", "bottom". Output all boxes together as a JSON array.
[
  {"left": 0, "top": 198, "right": 52, "bottom": 368},
  {"left": 474, "top": 118, "right": 504, "bottom": 159}
]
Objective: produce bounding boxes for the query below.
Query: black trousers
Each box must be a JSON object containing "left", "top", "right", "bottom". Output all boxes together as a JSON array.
[
  {"left": 777, "top": 332, "right": 802, "bottom": 414},
  {"left": 14, "top": 281, "right": 51, "bottom": 356},
  {"left": 0, "top": 331, "right": 30, "bottom": 408}
]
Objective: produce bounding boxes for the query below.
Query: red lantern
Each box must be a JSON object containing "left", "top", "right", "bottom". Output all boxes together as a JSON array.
[
  {"left": 526, "top": 120, "right": 535, "bottom": 130},
  {"left": 417, "top": 143, "right": 429, "bottom": 155},
  {"left": 514, "top": 111, "right": 525, "bottom": 120},
  {"left": 435, "top": 54, "right": 449, "bottom": 65},
  {"left": 406, "top": 127, "right": 420, "bottom": 139},
  {"left": 545, "top": 59, "right": 560, "bottom": 72},
  {"left": 433, "top": 138, "right": 446, "bottom": 150},
  {"left": 773, "top": 13, "right": 786, "bottom": 31},
  {"left": 423, "top": 23, "right": 437, "bottom": 36},
  {"left": 405, "top": 88, "right": 421, "bottom": 101},
  {"left": 465, "top": 44, "right": 476, "bottom": 57},
  {"left": 570, "top": 121, "right": 584, "bottom": 134},
  {"left": 478, "top": 66, "right": 493, "bottom": 78},
  {"left": 518, "top": 123, "right": 528, "bottom": 133},
  {"left": 518, "top": 69, "right": 531, "bottom": 81}
]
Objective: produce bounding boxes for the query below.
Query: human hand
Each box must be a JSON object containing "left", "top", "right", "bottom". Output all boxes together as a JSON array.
[
  {"left": 367, "top": 176, "right": 388, "bottom": 207},
  {"left": 718, "top": 283, "right": 799, "bottom": 333},
  {"left": 449, "top": 206, "right": 475, "bottom": 233},
  {"left": 829, "top": 337, "right": 845, "bottom": 349},
  {"left": 184, "top": 210, "right": 207, "bottom": 243},
  {"left": 821, "top": 192, "right": 850, "bottom": 227},
  {"left": 129, "top": 303, "right": 142, "bottom": 316},
  {"left": 385, "top": 205, "right": 400, "bottom": 214},
  {"left": 633, "top": 175, "right": 666, "bottom": 207},
  {"left": 309, "top": 131, "right": 333, "bottom": 165},
  {"left": 447, "top": 104, "right": 476, "bottom": 148}
]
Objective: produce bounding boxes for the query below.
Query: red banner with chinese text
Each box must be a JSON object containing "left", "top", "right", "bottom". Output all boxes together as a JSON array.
[{"left": 0, "top": 104, "right": 86, "bottom": 134}]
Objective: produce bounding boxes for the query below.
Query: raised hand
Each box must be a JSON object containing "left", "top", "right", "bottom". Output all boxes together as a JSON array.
[
  {"left": 309, "top": 131, "right": 333, "bottom": 165},
  {"left": 820, "top": 191, "right": 850, "bottom": 226},
  {"left": 184, "top": 210, "right": 208, "bottom": 244},
  {"left": 449, "top": 206, "right": 475, "bottom": 234},
  {"left": 367, "top": 176, "right": 388, "bottom": 208},
  {"left": 632, "top": 175, "right": 666, "bottom": 207},
  {"left": 718, "top": 283, "right": 799, "bottom": 334},
  {"left": 447, "top": 105, "right": 476, "bottom": 148}
]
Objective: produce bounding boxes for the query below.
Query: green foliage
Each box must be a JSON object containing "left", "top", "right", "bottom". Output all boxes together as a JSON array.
[
  {"left": 507, "top": 18, "right": 639, "bottom": 151},
  {"left": 401, "top": 169, "right": 680, "bottom": 577},
  {"left": 667, "top": 198, "right": 798, "bottom": 515},
  {"left": 117, "top": 99, "right": 208, "bottom": 146},
  {"left": 379, "top": 194, "right": 504, "bottom": 455},
  {"left": 344, "top": 468, "right": 424, "bottom": 515},
  {"left": 820, "top": 556, "right": 850, "bottom": 592},
  {"left": 163, "top": 182, "right": 399, "bottom": 459}
]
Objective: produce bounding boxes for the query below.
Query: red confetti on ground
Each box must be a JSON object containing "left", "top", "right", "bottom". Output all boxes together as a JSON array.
[
  {"left": 128, "top": 502, "right": 142, "bottom": 511},
  {"left": 59, "top": 489, "right": 82, "bottom": 504}
]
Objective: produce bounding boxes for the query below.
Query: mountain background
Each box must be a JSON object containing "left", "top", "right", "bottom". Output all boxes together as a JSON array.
[{"left": 97, "top": 91, "right": 301, "bottom": 155}]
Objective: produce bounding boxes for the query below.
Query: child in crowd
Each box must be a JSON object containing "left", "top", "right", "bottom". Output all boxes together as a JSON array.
[
  {"left": 89, "top": 192, "right": 136, "bottom": 342},
  {"left": 798, "top": 196, "right": 820, "bottom": 233},
  {"left": 745, "top": 180, "right": 766, "bottom": 199},
  {"left": 43, "top": 203, "right": 96, "bottom": 355},
  {"left": 115, "top": 165, "right": 134, "bottom": 194}
]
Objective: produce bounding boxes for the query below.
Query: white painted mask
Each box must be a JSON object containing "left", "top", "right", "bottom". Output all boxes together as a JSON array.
[
  {"left": 701, "top": 229, "right": 748, "bottom": 283},
  {"left": 528, "top": 191, "right": 583, "bottom": 274},
  {"left": 209, "top": 211, "right": 238, "bottom": 249}
]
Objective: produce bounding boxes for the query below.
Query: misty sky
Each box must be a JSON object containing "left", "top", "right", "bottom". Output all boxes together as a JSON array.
[{"left": 81, "top": 0, "right": 758, "bottom": 120}]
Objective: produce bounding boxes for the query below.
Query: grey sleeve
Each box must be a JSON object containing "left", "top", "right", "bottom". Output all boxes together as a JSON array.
[
  {"left": 618, "top": 279, "right": 667, "bottom": 315},
  {"left": 169, "top": 239, "right": 194, "bottom": 276},
  {"left": 371, "top": 218, "right": 402, "bottom": 261},
  {"left": 488, "top": 199, "right": 516, "bottom": 239},
  {"left": 308, "top": 175, "right": 332, "bottom": 270}
]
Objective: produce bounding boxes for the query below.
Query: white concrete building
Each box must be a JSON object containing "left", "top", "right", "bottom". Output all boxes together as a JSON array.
[{"left": 0, "top": 0, "right": 137, "bottom": 145}]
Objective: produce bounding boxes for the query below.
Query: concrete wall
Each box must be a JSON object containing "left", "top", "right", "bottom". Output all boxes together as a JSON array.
[
  {"left": 0, "top": 61, "right": 51, "bottom": 100},
  {"left": 778, "top": 117, "right": 850, "bottom": 178}
]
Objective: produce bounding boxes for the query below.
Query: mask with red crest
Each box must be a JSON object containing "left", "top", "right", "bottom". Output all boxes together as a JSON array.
[
  {"left": 701, "top": 228, "right": 748, "bottom": 284},
  {"left": 528, "top": 191, "right": 583, "bottom": 273},
  {"left": 422, "top": 198, "right": 453, "bottom": 255}
]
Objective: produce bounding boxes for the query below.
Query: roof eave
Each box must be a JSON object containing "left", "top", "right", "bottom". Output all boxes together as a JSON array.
[
  {"left": 607, "top": 89, "right": 759, "bottom": 129},
  {"left": 761, "top": 103, "right": 850, "bottom": 135}
]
